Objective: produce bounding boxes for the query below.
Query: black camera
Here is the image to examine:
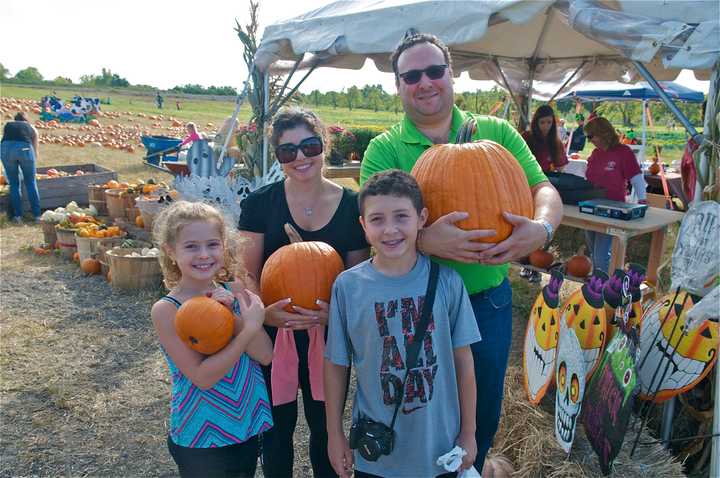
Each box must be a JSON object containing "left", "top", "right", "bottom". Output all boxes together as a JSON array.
[{"left": 349, "top": 417, "right": 395, "bottom": 461}]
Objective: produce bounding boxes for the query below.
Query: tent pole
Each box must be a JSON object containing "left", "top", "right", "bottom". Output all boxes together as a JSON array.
[
  {"left": 642, "top": 99, "right": 647, "bottom": 162},
  {"left": 708, "top": 64, "right": 719, "bottom": 478},
  {"left": 493, "top": 58, "right": 524, "bottom": 125},
  {"left": 632, "top": 61, "right": 703, "bottom": 144},
  {"left": 548, "top": 62, "right": 586, "bottom": 102},
  {"left": 262, "top": 71, "right": 269, "bottom": 178}
]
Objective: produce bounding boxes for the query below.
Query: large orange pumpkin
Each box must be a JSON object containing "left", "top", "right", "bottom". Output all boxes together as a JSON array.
[
  {"left": 411, "top": 132, "right": 534, "bottom": 243},
  {"left": 175, "top": 297, "right": 234, "bottom": 355},
  {"left": 260, "top": 241, "right": 344, "bottom": 311}
]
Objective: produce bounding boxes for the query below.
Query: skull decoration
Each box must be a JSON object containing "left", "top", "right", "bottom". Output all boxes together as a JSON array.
[
  {"left": 560, "top": 269, "right": 608, "bottom": 380},
  {"left": 638, "top": 290, "right": 718, "bottom": 402},
  {"left": 523, "top": 269, "right": 564, "bottom": 404},
  {"left": 555, "top": 320, "right": 586, "bottom": 454}
]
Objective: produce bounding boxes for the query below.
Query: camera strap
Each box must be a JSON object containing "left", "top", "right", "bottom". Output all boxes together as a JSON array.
[{"left": 389, "top": 260, "right": 439, "bottom": 430}]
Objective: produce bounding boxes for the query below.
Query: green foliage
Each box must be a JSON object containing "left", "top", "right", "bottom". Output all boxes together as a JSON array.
[
  {"left": 170, "top": 84, "right": 237, "bottom": 96},
  {"left": 13, "top": 66, "right": 43, "bottom": 84},
  {"left": 80, "top": 68, "right": 129, "bottom": 87},
  {"left": 52, "top": 76, "right": 73, "bottom": 85},
  {"left": 0, "top": 63, "right": 9, "bottom": 80}
]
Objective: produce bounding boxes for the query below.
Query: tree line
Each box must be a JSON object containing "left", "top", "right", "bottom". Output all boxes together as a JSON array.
[{"left": 0, "top": 62, "right": 703, "bottom": 128}]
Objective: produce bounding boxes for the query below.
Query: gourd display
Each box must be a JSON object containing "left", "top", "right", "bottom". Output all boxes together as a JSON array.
[
  {"left": 260, "top": 241, "right": 344, "bottom": 311},
  {"left": 411, "top": 119, "right": 534, "bottom": 243},
  {"left": 175, "top": 297, "right": 234, "bottom": 355}
]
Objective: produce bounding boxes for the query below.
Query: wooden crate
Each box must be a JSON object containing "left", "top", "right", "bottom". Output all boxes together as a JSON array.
[{"left": 1, "top": 164, "right": 117, "bottom": 213}]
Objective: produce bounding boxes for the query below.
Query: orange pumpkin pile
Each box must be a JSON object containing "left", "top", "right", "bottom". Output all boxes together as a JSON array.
[
  {"left": 175, "top": 297, "right": 235, "bottom": 354},
  {"left": 411, "top": 123, "right": 534, "bottom": 243},
  {"left": 260, "top": 241, "right": 344, "bottom": 311}
]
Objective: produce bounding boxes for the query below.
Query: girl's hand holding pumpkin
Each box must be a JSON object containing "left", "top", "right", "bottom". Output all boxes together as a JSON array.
[
  {"left": 207, "top": 287, "right": 235, "bottom": 309},
  {"left": 237, "top": 289, "right": 266, "bottom": 332}
]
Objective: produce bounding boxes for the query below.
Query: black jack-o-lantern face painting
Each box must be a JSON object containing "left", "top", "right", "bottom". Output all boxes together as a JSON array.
[{"left": 638, "top": 290, "right": 718, "bottom": 402}]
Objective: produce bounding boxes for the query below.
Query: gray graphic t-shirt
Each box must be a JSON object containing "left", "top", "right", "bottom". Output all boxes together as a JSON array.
[{"left": 326, "top": 254, "right": 481, "bottom": 477}]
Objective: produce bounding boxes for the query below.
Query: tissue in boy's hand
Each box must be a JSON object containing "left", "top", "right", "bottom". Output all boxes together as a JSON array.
[{"left": 436, "top": 446, "right": 481, "bottom": 477}]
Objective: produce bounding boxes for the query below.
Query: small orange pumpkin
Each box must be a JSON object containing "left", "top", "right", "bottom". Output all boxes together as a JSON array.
[
  {"left": 411, "top": 121, "right": 534, "bottom": 243},
  {"left": 566, "top": 247, "right": 593, "bottom": 278},
  {"left": 175, "top": 297, "right": 234, "bottom": 355},
  {"left": 528, "top": 249, "right": 554, "bottom": 269},
  {"left": 135, "top": 215, "right": 144, "bottom": 228},
  {"left": 72, "top": 252, "right": 80, "bottom": 263},
  {"left": 261, "top": 241, "right": 344, "bottom": 311},
  {"left": 81, "top": 258, "right": 101, "bottom": 275}
]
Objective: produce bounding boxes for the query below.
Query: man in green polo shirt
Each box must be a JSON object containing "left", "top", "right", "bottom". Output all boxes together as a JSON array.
[{"left": 360, "top": 32, "right": 563, "bottom": 474}]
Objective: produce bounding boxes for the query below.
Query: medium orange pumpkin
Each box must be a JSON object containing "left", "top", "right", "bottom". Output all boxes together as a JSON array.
[
  {"left": 260, "top": 241, "right": 344, "bottom": 311},
  {"left": 175, "top": 297, "right": 234, "bottom": 355},
  {"left": 81, "top": 258, "right": 101, "bottom": 275},
  {"left": 528, "top": 249, "right": 554, "bottom": 269},
  {"left": 411, "top": 131, "right": 534, "bottom": 243}
]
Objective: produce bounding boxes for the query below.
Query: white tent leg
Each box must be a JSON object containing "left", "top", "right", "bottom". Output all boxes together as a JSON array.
[
  {"left": 641, "top": 99, "right": 647, "bottom": 163},
  {"left": 263, "top": 71, "right": 269, "bottom": 178}
]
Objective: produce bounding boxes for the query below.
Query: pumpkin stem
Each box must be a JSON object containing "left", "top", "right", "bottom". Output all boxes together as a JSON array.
[
  {"left": 284, "top": 223, "right": 303, "bottom": 244},
  {"left": 455, "top": 118, "right": 477, "bottom": 144}
]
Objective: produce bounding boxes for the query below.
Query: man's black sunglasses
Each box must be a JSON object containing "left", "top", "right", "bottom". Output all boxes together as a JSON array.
[
  {"left": 586, "top": 134, "right": 593, "bottom": 140},
  {"left": 275, "top": 136, "right": 324, "bottom": 164},
  {"left": 398, "top": 64, "right": 448, "bottom": 85}
]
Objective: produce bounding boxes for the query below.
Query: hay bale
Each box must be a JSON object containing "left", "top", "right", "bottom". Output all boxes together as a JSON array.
[{"left": 492, "top": 366, "right": 685, "bottom": 477}]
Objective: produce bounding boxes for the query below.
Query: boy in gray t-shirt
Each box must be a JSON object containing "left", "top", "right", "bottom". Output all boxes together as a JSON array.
[{"left": 325, "top": 170, "right": 481, "bottom": 478}]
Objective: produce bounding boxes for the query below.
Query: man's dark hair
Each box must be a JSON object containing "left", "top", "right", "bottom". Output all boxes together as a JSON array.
[
  {"left": 14, "top": 112, "right": 28, "bottom": 122},
  {"left": 390, "top": 31, "right": 452, "bottom": 82},
  {"left": 358, "top": 169, "right": 424, "bottom": 215}
]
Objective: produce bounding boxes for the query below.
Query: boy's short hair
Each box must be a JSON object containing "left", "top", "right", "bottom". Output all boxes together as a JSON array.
[{"left": 358, "top": 169, "right": 424, "bottom": 215}]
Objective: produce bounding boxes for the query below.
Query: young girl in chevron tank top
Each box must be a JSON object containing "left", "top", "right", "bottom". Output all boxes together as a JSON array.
[{"left": 151, "top": 201, "right": 273, "bottom": 477}]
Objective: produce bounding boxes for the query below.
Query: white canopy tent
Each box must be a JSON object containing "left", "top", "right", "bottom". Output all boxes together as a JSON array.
[{"left": 245, "top": 1, "right": 720, "bottom": 474}]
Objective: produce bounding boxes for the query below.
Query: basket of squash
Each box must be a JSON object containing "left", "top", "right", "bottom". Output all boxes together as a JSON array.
[{"left": 74, "top": 222, "right": 127, "bottom": 263}]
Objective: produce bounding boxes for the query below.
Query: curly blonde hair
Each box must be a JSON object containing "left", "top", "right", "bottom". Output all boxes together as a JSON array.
[{"left": 152, "top": 200, "right": 244, "bottom": 289}]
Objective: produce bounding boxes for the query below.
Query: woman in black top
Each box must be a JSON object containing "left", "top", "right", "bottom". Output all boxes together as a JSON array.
[
  {"left": 1, "top": 112, "right": 41, "bottom": 222},
  {"left": 238, "top": 107, "right": 369, "bottom": 478}
]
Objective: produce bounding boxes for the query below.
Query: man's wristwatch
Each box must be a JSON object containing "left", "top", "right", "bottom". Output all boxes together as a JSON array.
[{"left": 538, "top": 218, "right": 555, "bottom": 250}]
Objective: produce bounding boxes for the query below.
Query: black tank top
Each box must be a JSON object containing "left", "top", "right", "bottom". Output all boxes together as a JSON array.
[{"left": 2, "top": 121, "right": 34, "bottom": 144}]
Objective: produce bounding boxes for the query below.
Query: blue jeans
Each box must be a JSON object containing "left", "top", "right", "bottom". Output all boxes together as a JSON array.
[
  {"left": 0, "top": 140, "right": 41, "bottom": 218},
  {"left": 585, "top": 230, "right": 612, "bottom": 274},
  {"left": 468, "top": 278, "right": 513, "bottom": 472}
]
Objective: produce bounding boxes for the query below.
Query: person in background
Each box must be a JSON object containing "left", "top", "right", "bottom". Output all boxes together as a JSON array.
[
  {"left": 568, "top": 113, "right": 586, "bottom": 154},
  {"left": 558, "top": 118, "right": 569, "bottom": 145},
  {"left": 520, "top": 104, "right": 568, "bottom": 282},
  {"left": 238, "top": 107, "right": 369, "bottom": 478},
  {"left": 1, "top": 112, "right": 41, "bottom": 223},
  {"left": 583, "top": 116, "right": 647, "bottom": 273},
  {"left": 180, "top": 122, "right": 203, "bottom": 147},
  {"left": 156, "top": 92, "right": 164, "bottom": 109}
]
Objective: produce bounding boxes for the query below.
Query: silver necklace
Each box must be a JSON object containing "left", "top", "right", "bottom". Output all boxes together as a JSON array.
[{"left": 303, "top": 207, "right": 313, "bottom": 216}]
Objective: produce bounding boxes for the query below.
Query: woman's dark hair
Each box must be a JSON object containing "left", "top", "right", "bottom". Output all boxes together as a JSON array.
[
  {"left": 267, "top": 107, "right": 329, "bottom": 150},
  {"left": 14, "top": 112, "right": 28, "bottom": 122},
  {"left": 528, "top": 104, "right": 564, "bottom": 165}
]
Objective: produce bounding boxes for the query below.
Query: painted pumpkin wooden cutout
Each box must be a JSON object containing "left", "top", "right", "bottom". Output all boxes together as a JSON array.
[
  {"left": 637, "top": 290, "right": 718, "bottom": 402},
  {"left": 555, "top": 320, "right": 586, "bottom": 454},
  {"left": 626, "top": 263, "right": 646, "bottom": 329},
  {"left": 560, "top": 269, "right": 608, "bottom": 381},
  {"left": 523, "top": 269, "right": 564, "bottom": 404},
  {"left": 602, "top": 269, "right": 627, "bottom": 342}
]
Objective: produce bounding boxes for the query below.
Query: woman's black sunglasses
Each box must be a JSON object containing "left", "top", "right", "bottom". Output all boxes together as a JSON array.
[
  {"left": 398, "top": 64, "right": 448, "bottom": 85},
  {"left": 275, "top": 136, "right": 324, "bottom": 164}
]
